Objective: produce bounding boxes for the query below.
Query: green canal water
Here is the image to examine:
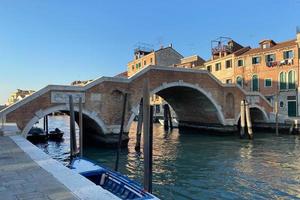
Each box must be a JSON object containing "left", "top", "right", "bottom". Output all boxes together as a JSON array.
[{"left": 35, "top": 116, "right": 300, "bottom": 200}]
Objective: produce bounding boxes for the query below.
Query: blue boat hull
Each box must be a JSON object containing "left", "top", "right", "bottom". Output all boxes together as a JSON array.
[{"left": 69, "top": 157, "right": 159, "bottom": 200}]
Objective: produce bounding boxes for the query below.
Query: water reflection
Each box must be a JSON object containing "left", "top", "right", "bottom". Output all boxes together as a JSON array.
[{"left": 33, "top": 116, "right": 300, "bottom": 200}]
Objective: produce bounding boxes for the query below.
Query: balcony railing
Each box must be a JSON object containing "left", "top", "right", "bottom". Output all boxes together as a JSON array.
[{"left": 266, "top": 59, "right": 293, "bottom": 67}]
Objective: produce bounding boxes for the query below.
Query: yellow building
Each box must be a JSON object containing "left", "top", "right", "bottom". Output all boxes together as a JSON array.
[
  {"left": 203, "top": 37, "right": 250, "bottom": 84},
  {"left": 7, "top": 89, "right": 35, "bottom": 105},
  {"left": 127, "top": 44, "right": 183, "bottom": 77},
  {"left": 127, "top": 44, "right": 183, "bottom": 116}
]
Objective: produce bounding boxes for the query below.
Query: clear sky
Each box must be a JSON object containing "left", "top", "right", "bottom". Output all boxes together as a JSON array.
[{"left": 0, "top": 0, "right": 300, "bottom": 104}]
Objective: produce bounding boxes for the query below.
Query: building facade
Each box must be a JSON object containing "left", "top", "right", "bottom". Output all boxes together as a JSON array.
[
  {"left": 202, "top": 33, "right": 300, "bottom": 117},
  {"left": 127, "top": 45, "right": 183, "bottom": 77},
  {"left": 7, "top": 89, "right": 35, "bottom": 105},
  {"left": 127, "top": 45, "right": 183, "bottom": 117}
]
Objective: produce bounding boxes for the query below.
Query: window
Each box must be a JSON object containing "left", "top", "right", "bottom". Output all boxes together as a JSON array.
[
  {"left": 279, "top": 101, "right": 284, "bottom": 108},
  {"left": 136, "top": 63, "right": 139, "bottom": 69},
  {"left": 288, "top": 70, "right": 296, "bottom": 89},
  {"left": 262, "top": 43, "right": 270, "bottom": 49},
  {"left": 264, "top": 78, "right": 272, "bottom": 87},
  {"left": 215, "top": 63, "right": 221, "bottom": 71},
  {"left": 207, "top": 65, "right": 212, "bottom": 72},
  {"left": 236, "top": 76, "right": 243, "bottom": 87},
  {"left": 279, "top": 72, "right": 287, "bottom": 90},
  {"left": 252, "top": 56, "right": 261, "bottom": 64},
  {"left": 132, "top": 65, "right": 134, "bottom": 70},
  {"left": 138, "top": 63, "right": 141, "bottom": 68},
  {"left": 144, "top": 60, "right": 147, "bottom": 66},
  {"left": 225, "top": 60, "right": 232, "bottom": 68},
  {"left": 150, "top": 58, "right": 153, "bottom": 64},
  {"left": 226, "top": 79, "right": 232, "bottom": 84},
  {"left": 155, "top": 105, "right": 160, "bottom": 113},
  {"left": 283, "top": 50, "right": 294, "bottom": 59},
  {"left": 237, "top": 59, "right": 244, "bottom": 67},
  {"left": 265, "top": 54, "right": 275, "bottom": 62},
  {"left": 252, "top": 75, "right": 259, "bottom": 91}
]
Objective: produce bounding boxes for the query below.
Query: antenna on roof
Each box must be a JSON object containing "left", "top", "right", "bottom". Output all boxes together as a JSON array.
[{"left": 134, "top": 42, "right": 154, "bottom": 53}]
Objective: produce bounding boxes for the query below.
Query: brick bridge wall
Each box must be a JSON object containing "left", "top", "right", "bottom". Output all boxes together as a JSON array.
[{"left": 0, "top": 66, "right": 273, "bottom": 137}]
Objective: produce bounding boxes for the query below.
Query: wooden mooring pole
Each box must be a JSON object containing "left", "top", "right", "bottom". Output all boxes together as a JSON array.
[
  {"left": 167, "top": 105, "right": 173, "bottom": 129},
  {"left": 244, "top": 101, "right": 253, "bottom": 140},
  {"left": 275, "top": 95, "right": 279, "bottom": 136},
  {"left": 79, "top": 97, "right": 83, "bottom": 157},
  {"left": 135, "top": 98, "right": 143, "bottom": 151},
  {"left": 240, "top": 100, "right": 246, "bottom": 138},
  {"left": 115, "top": 93, "right": 128, "bottom": 172},
  {"left": 69, "top": 95, "right": 77, "bottom": 160},
  {"left": 163, "top": 104, "right": 169, "bottom": 130},
  {"left": 45, "top": 115, "right": 49, "bottom": 135},
  {"left": 143, "top": 79, "right": 152, "bottom": 193}
]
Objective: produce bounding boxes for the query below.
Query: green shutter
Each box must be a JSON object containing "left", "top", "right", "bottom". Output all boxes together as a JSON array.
[
  {"left": 280, "top": 72, "right": 287, "bottom": 90},
  {"left": 288, "top": 71, "right": 295, "bottom": 89},
  {"left": 252, "top": 75, "right": 259, "bottom": 91}
]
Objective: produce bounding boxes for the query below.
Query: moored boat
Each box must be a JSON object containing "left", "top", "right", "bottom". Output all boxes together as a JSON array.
[
  {"left": 69, "top": 157, "right": 159, "bottom": 200},
  {"left": 27, "top": 127, "right": 47, "bottom": 143},
  {"left": 48, "top": 128, "right": 64, "bottom": 141}
]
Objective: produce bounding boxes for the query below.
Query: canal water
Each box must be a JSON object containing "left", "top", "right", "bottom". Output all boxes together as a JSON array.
[{"left": 34, "top": 115, "right": 300, "bottom": 200}]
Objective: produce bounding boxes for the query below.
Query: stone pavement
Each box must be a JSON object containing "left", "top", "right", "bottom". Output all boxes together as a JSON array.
[{"left": 0, "top": 136, "right": 78, "bottom": 200}]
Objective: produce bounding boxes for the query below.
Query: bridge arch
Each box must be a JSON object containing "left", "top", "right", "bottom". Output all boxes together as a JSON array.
[
  {"left": 235, "top": 104, "right": 269, "bottom": 125},
  {"left": 125, "top": 81, "right": 226, "bottom": 131},
  {"left": 22, "top": 104, "right": 108, "bottom": 137}
]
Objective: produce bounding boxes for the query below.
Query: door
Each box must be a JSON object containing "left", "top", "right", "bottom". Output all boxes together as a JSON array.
[{"left": 288, "top": 101, "right": 296, "bottom": 117}]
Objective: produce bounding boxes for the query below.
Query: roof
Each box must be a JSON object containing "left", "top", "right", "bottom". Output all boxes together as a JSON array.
[
  {"left": 114, "top": 71, "right": 128, "bottom": 78},
  {"left": 233, "top": 46, "right": 251, "bottom": 56},
  {"left": 155, "top": 46, "right": 184, "bottom": 58},
  {"left": 242, "top": 39, "right": 296, "bottom": 56}
]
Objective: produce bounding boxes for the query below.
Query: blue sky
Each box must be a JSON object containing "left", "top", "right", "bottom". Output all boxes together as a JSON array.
[{"left": 0, "top": 0, "right": 300, "bottom": 104}]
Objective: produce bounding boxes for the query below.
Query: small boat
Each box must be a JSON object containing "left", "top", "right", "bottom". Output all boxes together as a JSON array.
[
  {"left": 27, "top": 127, "right": 47, "bottom": 143},
  {"left": 69, "top": 157, "right": 159, "bottom": 200},
  {"left": 158, "top": 118, "right": 179, "bottom": 128},
  {"left": 48, "top": 128, "right": 64, "bottom": 140}
]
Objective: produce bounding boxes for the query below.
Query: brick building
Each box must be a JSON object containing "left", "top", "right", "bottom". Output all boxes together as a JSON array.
[
  {"left": 200, "top": 32, "right": 300, "bottom": 117},
  {"left": 127, "top": 44, "right": 183, "bottom": 77},
  {"left": 7, "top": 89, "right": 35, "bottom": 105},
  {"left": 127, "top": 45, "right": 183, "bottom": 117}
]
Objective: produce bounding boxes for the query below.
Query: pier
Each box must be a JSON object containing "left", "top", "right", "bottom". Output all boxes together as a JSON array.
[{"left": 0, "top": 133, "right": 119, "bottom": 200}]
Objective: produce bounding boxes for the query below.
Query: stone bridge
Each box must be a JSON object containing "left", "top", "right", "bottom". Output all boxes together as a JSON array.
[{"left": 0, "top": 66, "right": 273, "bottom": 144}]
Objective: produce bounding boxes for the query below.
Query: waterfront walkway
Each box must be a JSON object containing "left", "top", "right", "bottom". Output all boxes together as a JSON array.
[
  {"left": 0, "top": 135, "right": 119, "bottom": 200},
  {"left": 0, "top": 136, "right": 78, "bottom": 200}
]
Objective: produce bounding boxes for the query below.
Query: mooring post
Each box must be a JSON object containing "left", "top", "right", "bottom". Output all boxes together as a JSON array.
[
  {"left": 245, "top": 101, "right": 253, "bottom": 140},
  {"left": 163, "top": 104, "right": 169, "bottom": 130},
  {"left": 45, "top": 115, "right": 49, "bottom": 135},
  {"left": 69, "top": 95, "right": 77, "bottom": 159},
  {"left": 143, "top": 79, "right": 152, "bottom": 192},
  {"left": 135, "top": 98, "right": 143, "bottom": 151},
  {"left": 167, "top": 105, "right": 173, "bottom": 129},
  {"left": 275, "top": 95, "right": 279, "bottom": 136},
  {"left": 43, "top": 116, "right": 46, "bottom": 132},
  {"left": 148, "top": 105, "right": 153, "bottom": 193},
  {"left": 79, "top": 97, "right": 83, "bottom": 157},
  {"left": 115, "top": 93, "right": 128, "bottom": 172},
  {"left": 240, "top": 100, "right": 246, "bottom": 138}
]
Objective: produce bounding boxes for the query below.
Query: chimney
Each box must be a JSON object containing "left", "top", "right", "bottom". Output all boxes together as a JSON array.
[{"left": 169, "top": 43, "right": 173, "bottom": 48}]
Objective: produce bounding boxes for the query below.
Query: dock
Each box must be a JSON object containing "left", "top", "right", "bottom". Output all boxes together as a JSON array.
[{"left": 0, "top": 134, "right": 119, "bottom": 200}]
